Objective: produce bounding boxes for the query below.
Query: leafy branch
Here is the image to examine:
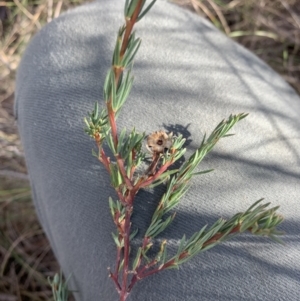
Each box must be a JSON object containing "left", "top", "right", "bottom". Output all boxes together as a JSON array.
[
  {"left": 48, "top": 272, "right": 70, "bottom": 301},
  {"left": 83, "top": 1, "right": 284, "bottom": 301}
]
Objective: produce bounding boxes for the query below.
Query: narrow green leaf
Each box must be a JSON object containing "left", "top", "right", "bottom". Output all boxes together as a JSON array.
[
  {"left": 113, "top": 74, "right": 134, "bottom": 114},
  {"left": 191, "top": 169, "right": 214, "bottom": 176},
  {"left": 148, "top": 169, "right": 179, "bottom": 188},
  {"left": 117, "top": 128, "right": 127, "bottom": 154},
  {"left": 122, "top": 38, "right": 141, "bottom": 68},
  {"left": 110, "top": 72, "right": 117, "bottom": 111},
  {"left": 146, "top": 215, "right": 173, "bottom": 238},
  {"left": 110, "top": 164, "right": 120, "bottom": 188},
  {"left": 116, "top": 168, "right": 123, "bottom": 187},
  {"left": 165, "top": 263, "right": 179, "bottom": 270},
  {"left": 117, "top": 74, "right": 134, "bottom": 111},
  {"left": 175, "top": 235, "right": 186, "bottom": 258},
  {"left": 153, "top": 214, "right": 175, "bottom": 238},
  {"left": 103, "top": 69, "right": 112, "bottom": 101},
  {"left": 185, "top": 225, "right": 207, "bottom": 250},
  {"left": 173, "top": 147, "right": 187, "bottom": 162},
  {"left": 125, "top": 40, "right": 142, "bottom": 66},
  {"left": 84, "top": 117, "right": 90, "bottom": 128},
  {"left": 145, "top": 220, "right": 162, "bottom": 237},
  {"left": 137, "top": 0, "right": 157, "bottom": 22},
  {"left": 155, "top": 240, "right": 167, "bottom": 262},
  {"left": 115, "top": 73, "right": 123, "bottom": 95},
  {"left": 245, "top": 199, "right": 265, "bottom": 213},
  {"left": 141, "top": 249, "right": 151, "bottom": 263},
  {"left": 124, "top": 0, "right": 130, "bottom": 17},
  {"left": 119, "top": 259, "right": 124, "bottom": 272},
  {"left": 127, "top": 32, "right": 136, "bottom": 50},
  {"left": 139, "top": 0, "right": 147, "bottom": 13},
  {"left": 162, "top": 243, "right": 168, "bottom": 264},
  {"left": 130, "top": 228, "right": 139, "bottom": 241},
  {"left": 112, "top": 232, "right": 121, "bottom": 247},
  {"left": 106, "top": 132, "right": 116, "bottom": 154},
  {"left": 200, "top": 241, "right": 221, "bottom": 252},
  {"left": 109, "top": 197, "right": 115, "bottom": 219},
  {"left": 168, "top": 184, "right": 188, "bottom": 203},
  {"left": 132, "top": 247, "right": 142, "bottom": 271},
  {"left": 268, "top": 234, "right": 284, "bottom": 244},
  {"left": 126, "top": 0, "right": 140, "bottom": 18},
  {"left": 94, "top": 102, "right": 99, "bottom": 119},
  {"left": 113, "top": 36, "right": 121, "bottom": 65},
  {"left": 172, "top": 134, "right": 185, "bottom": 149},
  {"left": 126, "top": 153, "right": 133, "bottom": 177},
  {"left": 116, "top": 71, "right": 129, "bottom": 99},
  {"left": 116, "top": 200, "right": 123, "bottom": 212},
  {"left": 199, "top": 219, "right": 226, "bottom": 245}
]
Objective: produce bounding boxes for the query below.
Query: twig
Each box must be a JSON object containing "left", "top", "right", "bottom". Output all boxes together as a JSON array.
[{"left": 83, "top": 2, "right": 284, "bottom": 301}]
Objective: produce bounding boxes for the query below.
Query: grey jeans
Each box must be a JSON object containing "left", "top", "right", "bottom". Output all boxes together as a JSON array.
[{"left": 15, "top": 0, "right": 300, "bottom": 300}]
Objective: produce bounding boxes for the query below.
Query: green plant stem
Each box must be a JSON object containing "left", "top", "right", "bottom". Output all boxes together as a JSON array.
[
  {"left": 127, "top": 223, "right": 245, "bottom": 289},
  {"left": 107, "top": 0, "right": 144, "bottom": 150},
  {"left": 134, "top": 225, "right": 242, "bottom": 281},
  {"left": 120, "top": 1, "right": 144, "bottom": 57},
  {"left": 108, "top": 102, "right": 119, "bottom": 149}
]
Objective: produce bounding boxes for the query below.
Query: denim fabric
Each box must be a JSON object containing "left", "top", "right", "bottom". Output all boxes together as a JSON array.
[{"left": 15, "top": 0, "right": 300, "bottom": 300}]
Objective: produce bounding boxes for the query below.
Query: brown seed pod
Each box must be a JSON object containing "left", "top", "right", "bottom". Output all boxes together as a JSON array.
[{"left": 146, "top": 131, "right": 173, "bottom": 153}]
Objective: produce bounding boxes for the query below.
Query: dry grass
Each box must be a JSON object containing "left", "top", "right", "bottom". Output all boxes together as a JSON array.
[
  {"left": 0, "top": 0, "right": 299, "bottom": 300},
  {"left": 177, "top": 0, "right": 300, "bottom": 92},
  {"left": 0, "top": 177, "right": 57, "bottom": 301},
  {"left": 0, "top": 1, "right": 88, "bottom": 300}
]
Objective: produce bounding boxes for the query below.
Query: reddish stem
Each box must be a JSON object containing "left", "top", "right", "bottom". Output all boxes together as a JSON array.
[
  {"left": 127, "top": 237, "right": 151, "bottom": 292},
  {"left": 108, "top": 102, "right": 119, "bottom": 149},
  {"left": 145, "top": 152, "right": 161, "bottom": 175},
  {"left": 129, "top": 150, "right": 136, "bottom": 179},
  {"left": 116, "top": 155, "right": 134, "bottom": 191},
  {"left": 116, "top": 189, "right": 127, "bottom": 205},
  {"left": 120, "top": 0, "right": 144, "bottom": 57},
  {"left": 138, "top": 161, "right": 173, "bottom": 189},
  {"left": 135, "top": 225, "right": 242, "bottom": 280},
  {"left": 99, "top": 148, "right": 111, "bottom": 172},
  {"left": 108, "top": 0, "right": 143, "bottom": 150},
  {"left": 202, "top": 225, "right": 240, "bottom": 248},
  {"left": 114, "top": 246, "right": 122, "bottom": 281},
  {"left": 109, "top": 271, "right": 122, "bottom": 293},
  {"left": 103, "top": 2, "right": 151, "bottom": 300},
  {"left": 120, "top": 206, "right": 133, "bottom": 300}
]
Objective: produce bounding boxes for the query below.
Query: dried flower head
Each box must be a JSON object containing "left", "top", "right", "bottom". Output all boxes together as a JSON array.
[{"left": 146, "top": 131, "right": 173, "bottom": 153}]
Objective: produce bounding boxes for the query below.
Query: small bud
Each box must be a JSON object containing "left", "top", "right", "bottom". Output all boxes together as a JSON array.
[{"left": 146, "top": 131, "right": 173, "bottom": 153}]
